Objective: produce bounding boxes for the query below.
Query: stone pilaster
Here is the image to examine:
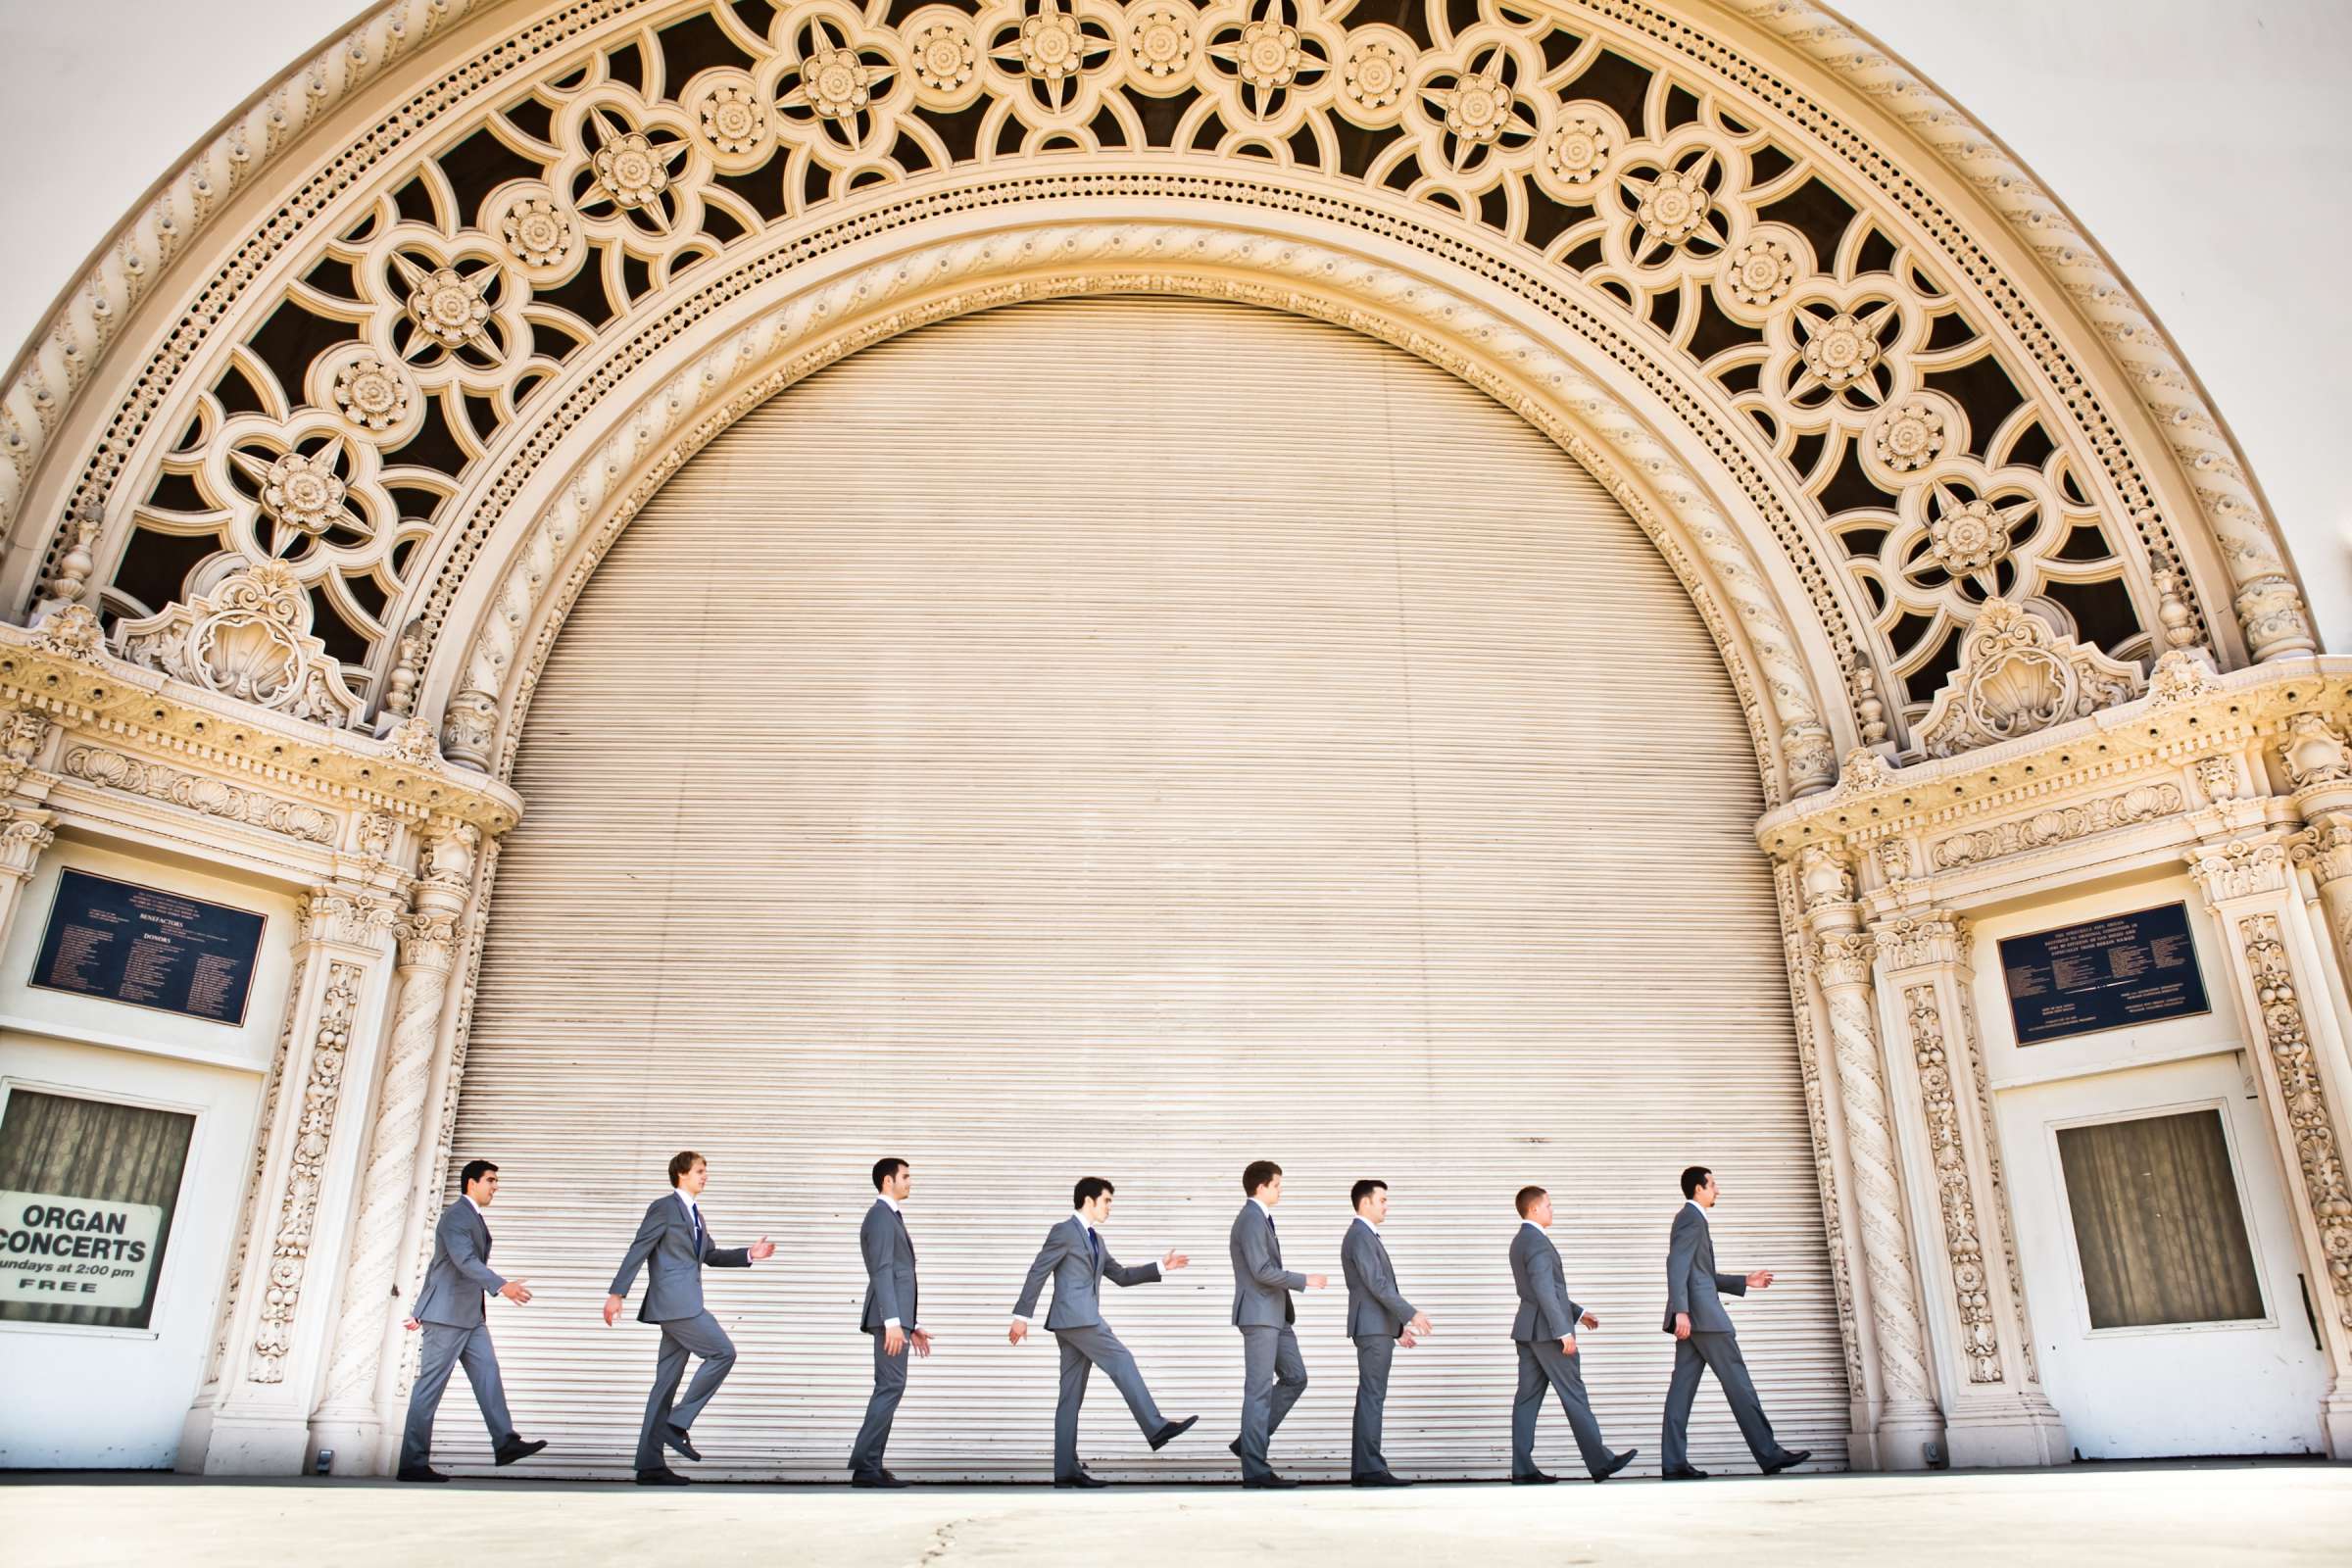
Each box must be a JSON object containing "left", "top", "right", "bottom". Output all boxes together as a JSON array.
[
  {"left": 2187, "top": 832, "right": 2352, "bottom": 1457},
  {"left": 1871, "top": 910, "right": 2068, "bottom": 1466},
  {"left": 178, "top": 885, "right": 399, "bottom": 1476},
  {"left": 312, "top": 818, "right": 480, "bottom": 1473},
  {"left": 1797, "top": 846, "right": 1945, "bottom": 1468},
  {"left": 0, "top": 704, "right": 58, "bottom": 948}
]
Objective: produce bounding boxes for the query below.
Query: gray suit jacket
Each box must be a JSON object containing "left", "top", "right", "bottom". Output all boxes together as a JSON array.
[
  {"left": 1229, "top": 1201, "right": 1306, "bottom": 1328},
  {"left": 858, "top": 1198, "right": 918, "bottom": 1331},
  {"left": 1342, "top": 1217, "right": 1415, "bottom": 1339},
  {"left": 608, "top": 1193, "right": 751, "bottom": 1324},
  {"left": 1663, "top": 1202, "right": 1747, "bottom": 1335},
  {"left": 1013, "top": 1216, "right": 1160, "bottom": 1330},
  {"left": 1509, "top": 1222, "right": 1583, "bottom": 1343},
  {"left": 413, "top": 1199, "right": 505, "bottom": 1328}
]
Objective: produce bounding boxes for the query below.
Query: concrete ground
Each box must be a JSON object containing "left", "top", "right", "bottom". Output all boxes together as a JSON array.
[{"left": 7, "top": 1462, "right": 2347, "bottom": 1566}]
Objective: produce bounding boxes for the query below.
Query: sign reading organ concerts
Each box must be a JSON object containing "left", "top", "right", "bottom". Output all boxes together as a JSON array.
[
  {"left": 29, "top": 868, "right": 266, "bottom": 1025},
  {"left": 0, "top": 1191, "right": 165, "bottom": 1309},
  {"left": 1998, "top": 903, "right": 2213, "bottom": 1046}
]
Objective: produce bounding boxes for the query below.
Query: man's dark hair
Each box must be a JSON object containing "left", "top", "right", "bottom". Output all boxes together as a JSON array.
[
  {"left": 1350, "top": 1179, "right": 1387, "bottom": 1210},
  {"left": 1681, "top": 1165, "right": 1712, "bottom": 1200},
  {"left": 1515, "top": 1185, "right": 1547, "bottom": 1217},
  {"left": 668, "top": 1150, "right": 705, "bottom": 1188},
  {"left": 1073, "top": 1176, "right": 1115, "bottom": 1208},
  {"left": 1242, "top": 1159, "right": 1283, "bottom": 1195},
  {"left": 460, "top": 1158, "right": 498, "bottom": 1191},
  {"left": 873, "top": 1157, "right": 908, "bottom": 1191}
]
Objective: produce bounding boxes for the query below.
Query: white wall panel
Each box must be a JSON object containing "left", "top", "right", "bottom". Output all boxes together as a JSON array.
[{"left": 449, "top": 296, "right": 1848, "bottom": 1480}]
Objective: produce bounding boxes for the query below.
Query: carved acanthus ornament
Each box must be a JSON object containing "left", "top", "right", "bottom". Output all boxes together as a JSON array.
[
  {"left": 252, "top": 958, "right": 365, "bottom": 1384},
  {"left": 1901, "top": 983, "right": 2002, "bottom": 1384},
  {"left": 64, "top": 745, "right": 338, "bottom": 846},
  {"left": 2233, "top": 915, "right": 2352, "bottom": 1331},
  {"left": 1912, "top": 601, "right": 2145, "bottom": 760},
  {"left": 114, "top": 560, "right": 367, "bottom": 728},
  {"left": 1932, "top": 784, "right": 2182, "bottom": 870},
  {"left": 2187, "top": 840, "right": 2292, "bottom": 905}
]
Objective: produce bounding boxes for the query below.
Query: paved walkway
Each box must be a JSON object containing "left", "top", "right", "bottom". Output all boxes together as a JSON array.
[{"left": 8, "top": 1461, "right": 2346, "bottom": 1566}]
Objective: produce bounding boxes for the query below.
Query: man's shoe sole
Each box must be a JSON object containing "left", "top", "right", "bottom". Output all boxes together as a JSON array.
[
  {"left": 493, "top": 1440, "right": 548, "bottom": 1467},
  {"left": 1148, "top": 1415, "right": 1199, "bottom": 1451}
]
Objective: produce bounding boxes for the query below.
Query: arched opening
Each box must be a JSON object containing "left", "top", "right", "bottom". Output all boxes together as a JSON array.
[{"left": 451, "top": 293, "right": 1846, "bottom": 1479}]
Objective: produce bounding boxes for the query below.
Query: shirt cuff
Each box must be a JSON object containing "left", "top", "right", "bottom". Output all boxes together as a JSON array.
[
  {"left": 1010, "top": 1314, "right": 1029, "bottom": 1326},
  {"left": 884, "top": 1317, "right": 901, "bottom": 1330}
]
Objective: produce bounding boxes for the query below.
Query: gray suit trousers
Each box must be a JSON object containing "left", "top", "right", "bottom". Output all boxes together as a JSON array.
[
  {"left": 1511, "top": 1340, "right": 1613, "bottom": 1478},
  {"left": 1054, "top": 1323, "right": 1165, "bottom": 1479},
  {"left": 1350, "top": 1333, "right": 1395, "bottom": 1477},
  {"left": 634, "top": 1309, "right": 737, "bottom": 1470},
  {"left": 1236, "top": 1325, "right": 1308, "bottom": 1478},
  {"left": 1662, "top": 1330, "right": 1780, "bottom": 1471},
  {"left": 849, "top": 1328, "right": 908, "bottom": 1476},
  {"left": 399, "top": 1322, "right": 514, "bottom": 1470}
]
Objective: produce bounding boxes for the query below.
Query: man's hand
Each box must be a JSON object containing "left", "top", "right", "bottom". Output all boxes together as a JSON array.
[
  {"left": 1162, "top": 1250, "right": 1189, "bottom": 1272},
  {"left": 499, "top": 1279, "right": 532, "bottom": 1304},
  {"left": 883, "top": 1324, "right": 906, "bottom": 1356},
  {"left": 1674, "top": 1311, "right": 1691, "bottom": 1341},
  {"left": 1407, "top": 1311, "right": 1433, "bottom": 1337},
  {"left": 1747, "top": 1269, "right": 1774, "bottom": 1290},
  {"left": 1007, "top": 1318, "right": 1029, "bottom": 1347},
  {"left": 603, "top": 1293, "right": 624, "bottom": 1327},
  {"left": 1304, "top": 1274, "right": 1330, "bottom": 1290},
  {"left": 748, "top": 1237, "right": 776, "bottom": 1261},
  {"left": 1397, "top": 1330, "right": 1418, "bottom": 1349},
  {"left": 1560, "top": 1335, "right": 1578, "bottom": 1356},
  {"left": 403, "top": 1317, "right": 420, "bottom": 1332},
  {"left": 909, "top": 1329, "right": 934, "bottom": 1358},
  {"left": 1580, "top": 1310, "right": 1599, "bottom": 1330}
]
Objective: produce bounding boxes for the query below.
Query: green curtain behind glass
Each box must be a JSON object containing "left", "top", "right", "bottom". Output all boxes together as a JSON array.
[
  {"left": 0, "top": 1089, "right": 196, "bottom": 1330},
  {"left": 2057, "top": 1107, "right": 2266, "bottom": 1331}
]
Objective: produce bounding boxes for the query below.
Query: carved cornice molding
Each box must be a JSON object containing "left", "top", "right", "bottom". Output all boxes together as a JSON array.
[{"left": 0, "top": 618, "right": 521, "bottom": 839}]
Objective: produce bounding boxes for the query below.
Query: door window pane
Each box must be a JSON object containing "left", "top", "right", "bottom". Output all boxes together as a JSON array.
[
  {"left": 0, "top": 1089, "right": 195, "bottom": 1331},
  {"left": 2057, "top": 1107, "right": 2264, "bottom": 1330}
]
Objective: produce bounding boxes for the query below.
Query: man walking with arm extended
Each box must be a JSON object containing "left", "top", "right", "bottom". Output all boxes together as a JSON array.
[
  {"left": 604, "top": 1150, "right": 775, "bottom": 1485},
  {"left": 1341, "top": 1178, "right": 1432, "bottom": 1487},
  {"left": 850, "top": 1156, "right": 930, "bottom": 1488},
  {"left": 1509, "top": 1186, "right": 1637, "bottom": 1485},
  {"left": 395, "top": 1158, "right": 549, "bottom": 1482},
  {"left": 1228, "top": 1159, "right": 1327, "bottom": 1489},
  {"left": 1009, "top": 1176, "right": 1199, "bottom": 1487},
  {"left": 1661, "top": 1164, "right": 1812, "bottom": 1480}
]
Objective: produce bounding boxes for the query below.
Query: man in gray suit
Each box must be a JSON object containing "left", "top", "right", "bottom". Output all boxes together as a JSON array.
[
  {"left": 1227, "top": 1159, "right": 1327, "bottom": 1488},
  {"left": 395, "top": 1158, "right": 548, "bottom": 1481},
  {"left": 1009, "top": 1175, "right": 1199, "bottom": 1486},
  {"left": 1341, "top": 1178, "right": 1432, "bottom": 1487},
  {"left": 603, "top": 1150, "right": 775, "bottom": 1485},
  {"left": 850, "top": 1155, "right": 929, "bottom": 1488},
  {"left": 1509, "top": 1186, "right": 1637, "bottom": 1485},
  {"left": 1661, "top": 1164, "right": 1812, "bottom": 1480}
]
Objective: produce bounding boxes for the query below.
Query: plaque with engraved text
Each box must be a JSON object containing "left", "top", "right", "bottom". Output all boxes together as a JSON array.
[
  {"left": 28, "top": 869, "right": 266, "bottom": 1026},
  {"left": 1998, "top": 902, "right": 2211, "bottom": 1046}
]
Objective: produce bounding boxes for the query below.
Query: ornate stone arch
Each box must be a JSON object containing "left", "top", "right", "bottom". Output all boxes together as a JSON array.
[{"left": 0, "top": 0, "right": 2315, "bottom": 798}]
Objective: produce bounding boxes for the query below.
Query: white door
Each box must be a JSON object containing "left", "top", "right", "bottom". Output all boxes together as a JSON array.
[
  {"left": 1998, "top": 1050, "right": 2328, "bottom": 1457},
  {"left": 0, "top": 1035, "right": 259, "bottom": 1467}
]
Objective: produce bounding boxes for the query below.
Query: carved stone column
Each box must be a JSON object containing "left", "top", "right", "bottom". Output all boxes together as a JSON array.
[
  {"left": 178, "top": 885, "right": 399, "bottom": 1475},
  {"left": 1871, "top": 911, "right": 2068, "bottom": 1466},
  {"left": 1797, "top": 846, "right": 1945, "bottom": 1468},
  {"left": 312, "top": 818, "right": 479, "bottom": 1473},
  {"left": 2186, "top": 834, "right": 2352, "bottom": 1456},
  {"left": 0, "top": 704, "right": 58, "bottom": 947}
]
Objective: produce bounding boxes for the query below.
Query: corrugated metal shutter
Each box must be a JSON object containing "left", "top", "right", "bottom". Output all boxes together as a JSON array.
[{"left": 447, "top": 297, "right": 1849, "bottom": 1481}]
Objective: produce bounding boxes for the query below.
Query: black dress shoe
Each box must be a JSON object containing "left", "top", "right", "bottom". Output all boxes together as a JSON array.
[
  {"left": 1593, "top": 1448, "right": 1638, "bottom": 1483},
  {"left": 1511, "top": 1469, "right": 1559, "bottom": 1485},
  {"left": 1350, "top": 1472, "right": 1411, "bottom": 1487},
  {"left": 1148, "top": 1415, "right": 1199, "bottom": 1450},
  {"left": 395, "top": 1465, "right": 449, "bottom": 1483},
  {"left": 880, "top": 1469, "right": 901, "bottom": 1484},
  {"left": 663, "top": 1424, "right": 702, "bottom": 1462},
  {"left": 493, "top": 1438, "right": 548, "bottom": 1467},
  {"left": 1661, "top": 1466, "right": 1710, "bottom": 1481},
  {"left": 635, "top": 1466, "right": 689, "bottom": 1486},
  {"left": 1053, "top": 1472, "right": 1109, "bottom": 1489},
  {"left": 1760, "top": 1448, "right": 1812, "bottom": 1476},
  {"left": 1242, "top": 1472, "right": 1300, "bottom": 1489},
  {"left": 851, "top": 1472, "right": 909, "bottom": 1489}
]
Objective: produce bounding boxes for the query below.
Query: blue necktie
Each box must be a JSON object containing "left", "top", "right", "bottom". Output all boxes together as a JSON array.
[
  {"left": 690, "top": 1202, "right": 705, "bottom": 1255},
  {"left": 1089, "top": 1227, "right": 1102, "bottom": 1270}
]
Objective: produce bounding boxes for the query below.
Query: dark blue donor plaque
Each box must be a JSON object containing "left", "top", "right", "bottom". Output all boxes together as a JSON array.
[
  {"left": 30, "top": 868, "right": 266, "bottom": 1026},
  {"left": 1998, "top": 902, "right": 2210, "bottom": 1046}
]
